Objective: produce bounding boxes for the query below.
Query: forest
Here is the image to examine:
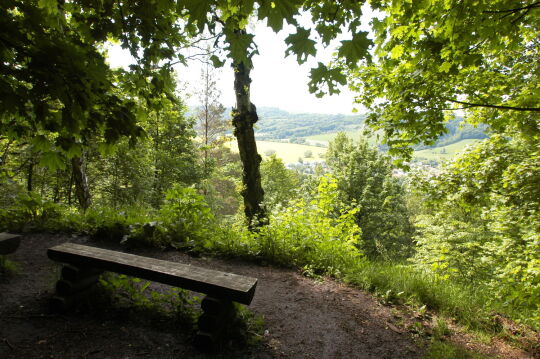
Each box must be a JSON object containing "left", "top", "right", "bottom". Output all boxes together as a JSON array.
[{"left": 0, "top": 1, "right": 539, "bottom": 358}]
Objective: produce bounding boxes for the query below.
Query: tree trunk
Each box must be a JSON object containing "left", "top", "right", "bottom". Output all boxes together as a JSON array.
[
  {"left": 71, "top": 155, "right": 91, "bottom": 211},
  {"left": 27, "top": 158, "right": 34, "bottom": 192},
  {"left": 67, "top": 169, "right": 73, "bottom": 206},
  {"left": 232, "top": 61, "right": 266, "bottom": 228}
]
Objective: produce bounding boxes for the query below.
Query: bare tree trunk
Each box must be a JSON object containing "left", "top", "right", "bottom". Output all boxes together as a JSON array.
[
  {"left": 71, "top": 155, "right": 91, "bottom": 211},
  {"left": 67, "top": 169, "right": 73, "bottom": 206},
  {"left": 27, "top": 158, "right": 34, "bottom": 192},
  {"left": 53, "top": 169, "right": 61, "bottom": 203},
  {"left": 232, "top": 61, "right": 266, "bottom": 228}
]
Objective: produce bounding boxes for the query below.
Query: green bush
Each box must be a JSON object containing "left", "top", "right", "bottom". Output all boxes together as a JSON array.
[
  {"left": 326, "top": 133, "right": 415, "bottom": 259},
  {"left": 0, "top": 192, "right": 63, "bottom": 232},
  {"left": 206, "top": 175, "right": 362, "bottom": 276},
  {"left": 158, "top": 184, "right": 215, "bottom": 249},
  {"left": 411, "top": 136, "right": 540, "bottom": 329}
]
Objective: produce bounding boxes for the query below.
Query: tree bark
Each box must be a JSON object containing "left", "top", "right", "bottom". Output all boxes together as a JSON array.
[
  {"left": 71, "top": 155, "right": 91, "bottom": 211},
  {"left": 27, "top": 158, "right": 34, "bottom": 192},
  {"left": 232, "top": 61, "right": 266, "bottom": 228}
]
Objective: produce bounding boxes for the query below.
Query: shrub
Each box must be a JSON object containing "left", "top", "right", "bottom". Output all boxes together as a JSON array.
[
  {"left": 206, "top": 175, "right": 362, "bottom": 276},
  {"left": 158, "top": 184, "right": 214, "bottom": 249}
]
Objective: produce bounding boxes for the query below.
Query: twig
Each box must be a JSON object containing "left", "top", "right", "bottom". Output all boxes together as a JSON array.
[
  {"left": 443, "top": 98, "right": 540, "bottom": 112},
  {"left": 483, "top": 1, "right": 540, "bottom": 14},
  {"left": 3, "top": 338, "right": 14, "bottom": 350}
]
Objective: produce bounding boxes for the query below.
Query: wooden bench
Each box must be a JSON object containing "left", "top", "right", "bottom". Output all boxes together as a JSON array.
[
  {"left": 0, "top": 232, "right": 21, "bottom": 255},
  {"left": 47, "top": 242, "right": 258, "bottom": 350}
]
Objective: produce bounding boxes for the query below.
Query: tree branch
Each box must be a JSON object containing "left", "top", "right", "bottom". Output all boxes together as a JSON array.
[
  {"left": 443, "top": 98, "right": 540, "bottom": 112},
  {"left": 483, "top": 1, "right": 540, "bottom": 14}
]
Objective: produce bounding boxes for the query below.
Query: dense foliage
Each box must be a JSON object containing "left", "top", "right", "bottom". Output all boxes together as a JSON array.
[
  {"left": 326, "top": 133, "right": 414, "bottom": 259},
  {"left": 260, "top": 154, "right": 301, "bottom": 210},
  {"left": 348, "top": 0, "right": 539, "bottom": 159},
  {"left": 411, "top": 135, "right": 540, "bottom": 325},
  {"left": 1, "top": 2, "right": 538, "bottom": 354}
]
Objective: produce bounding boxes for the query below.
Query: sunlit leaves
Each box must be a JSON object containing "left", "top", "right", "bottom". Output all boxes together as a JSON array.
[
  {"left": 347, "top": 0, "right": 540, "bottom": 158},
  {"left": 285, "top": 27, "right": 316, "bottom": 64}
]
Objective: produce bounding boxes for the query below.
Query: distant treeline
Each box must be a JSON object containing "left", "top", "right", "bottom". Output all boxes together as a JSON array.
[
  {"left": 253, "top": 107, "right": 366, "bottom": 139},
  {"left": 414, "top": 118, "right": 489, "bottom": 150},
  {"left": 210, "top": 106, "right": 488, "bottom": 149}
]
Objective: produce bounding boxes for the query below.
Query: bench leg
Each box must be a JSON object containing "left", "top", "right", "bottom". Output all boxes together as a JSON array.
[
  {"left": 194, "top": 296, "right": 236, "bottom": 351},
  {"left": 50, "top": 265, "right": 102, "bottom": 313}
]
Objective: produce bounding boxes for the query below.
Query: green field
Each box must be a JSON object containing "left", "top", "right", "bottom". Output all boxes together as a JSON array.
[
  {"left": 413, "top": 139, "right": 482, "bottom": 162},
  {"left": 228, "top": 137, "right": 483, "bottom": 166},
  {"left": 306, "top": 130, "right": 382, "bottom": 147},
  {"left": 229, "top": 140, "right": 327, "bottom": 164}
]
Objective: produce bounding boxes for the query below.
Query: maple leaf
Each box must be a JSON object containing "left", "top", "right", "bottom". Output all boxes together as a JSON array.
[
  {"left": 338, "top": 31, "right": 372, "bottom": 66},
  {"left": 180, "top": 0, "right": 212, "bottom": 32},
  {"left": 285, "top": 27, "right": 316, "bottom": 64},
  {"left": 257, "top": 0, "right": 301, "bottom": 32},
  {"left": 308, "top": 62, "right": 347, "bottom": 98}
]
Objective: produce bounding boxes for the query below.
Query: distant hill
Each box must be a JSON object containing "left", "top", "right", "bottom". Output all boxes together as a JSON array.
[
  {"left": 413, "top": 118, "right": 489, "bottom": 150},
  {"left": 254, "top": 107, "right": 366, "bottom": 140},
  {"left": 193, "top": 105, "right": 488, "bottom": 155}
]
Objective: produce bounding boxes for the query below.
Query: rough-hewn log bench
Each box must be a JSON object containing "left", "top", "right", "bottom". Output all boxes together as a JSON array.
[
  {"left": 47, "top": 242, "right": 258, "bottom": 350},
  {"left": 0, "top": 232, "right": 21, "bottom": 255}
]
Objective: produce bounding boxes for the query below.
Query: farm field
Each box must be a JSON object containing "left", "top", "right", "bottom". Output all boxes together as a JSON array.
[
  {"left": 228, "top": 137, "right": 484, "bottom": 166},
  {"left": 413, "top": 139, "right": 482, "bottom": 162},
  {"left": 306, "top": 129, "right": 379, "bottom": 144},
  {"left": 229, "top": 140, "right": 327, "bottom": 164}
]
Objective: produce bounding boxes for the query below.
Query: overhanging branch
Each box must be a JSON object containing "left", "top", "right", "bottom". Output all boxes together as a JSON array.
[{"left": 443, "top": 98, "right": 540, "bottom": 112}]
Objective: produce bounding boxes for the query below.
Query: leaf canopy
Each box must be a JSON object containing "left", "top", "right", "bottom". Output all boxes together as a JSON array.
[{"left": 346, "top": 0, "right": 540, "bottom": 159}]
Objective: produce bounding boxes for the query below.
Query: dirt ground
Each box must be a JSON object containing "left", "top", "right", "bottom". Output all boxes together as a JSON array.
[
  {"left": 0, "top": 233, "right": 535, "bottom": 358},
  {"left": 0, "top": 233, "right": 423, "bottom": 358}
]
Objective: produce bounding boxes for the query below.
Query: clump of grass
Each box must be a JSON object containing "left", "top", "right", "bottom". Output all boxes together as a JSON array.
[
  {"left": 0, "top": 256, "right": 18, "bottom": 275},
  {"left": 343, "top": 261, "right": 500, "bottom": 333},
  {"left": 423, "top": 340, "right": 488, "bottom": 359}
]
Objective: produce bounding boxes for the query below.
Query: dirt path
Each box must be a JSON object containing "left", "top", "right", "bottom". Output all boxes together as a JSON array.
[{"left": 2, "top": 233, "right": 422, "bottom": 358}]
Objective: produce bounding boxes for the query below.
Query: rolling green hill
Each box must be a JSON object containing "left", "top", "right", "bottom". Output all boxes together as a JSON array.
[
  {"left": 222, "top": 107, "right": 489, "bottom": 165},
  {"left": 413, "top": 139, "right": 482, "bottom": 162},
  {"left": 254, "top": 107, "right": 366, "bottom": 140}
]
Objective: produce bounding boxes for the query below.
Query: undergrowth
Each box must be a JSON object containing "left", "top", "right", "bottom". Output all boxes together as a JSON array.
[
  {"left": 98, "top": 273, "right": 265, "bottom": 347},
  {"left": 0, "top": 256, "right": 18, "bottom": 275},
  {"left": 1, "top": 186, "right": 537, "bottom": 350},
  {"left": 422, "top": 340, "right": 488, "bottom": 359}
]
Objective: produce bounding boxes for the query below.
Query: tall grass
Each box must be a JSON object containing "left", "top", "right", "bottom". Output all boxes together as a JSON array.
[{"left": 344, "top": 261, "right": 540, "bottom": 335}]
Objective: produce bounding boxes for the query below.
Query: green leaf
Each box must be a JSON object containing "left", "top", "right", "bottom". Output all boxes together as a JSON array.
[
  {"left": 180, "top": 0, "right": 212, "bottom": 32},
  {"left": 31, "top": 135, "right": 53, "bottom": 152},
  {"left": 39, "top": 152, "right": 66, "bottom": 170},
  {"left": 38, "top": 0, "right": 58, "bottom": 14},
  {"left": 285, "top": 28, "right": 316, "bottom": 64},
  {"left": 223, "top": 29, "right": 255, "bottom": 63},
  {"left": 66, "top": 143, "right": 83, "bottom": 159},
  {"left": 210, "top": 55, "right": 225, "bottom": 68},
  {"left": 257, "top": 0, "right": 301, "bottom": 32},
  {"left": 439, "top": 62, "right": 452, "bottom": 73},
  {"left": 337, "top": 31, "right": 372, "bottom": 66},
  {"left": 308, "top": 63, "right": 347, "bottom": 97},
  {"left": 390, "top": 45, "right": 404, "bottom": 59}
]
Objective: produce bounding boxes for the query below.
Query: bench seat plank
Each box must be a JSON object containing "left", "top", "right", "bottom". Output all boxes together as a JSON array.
[
  {"left": 47, "top": 243, "right": 257, "bottom": 305},
  {"left": 0, "top": 232, "right": 21, "bottom": 255}
]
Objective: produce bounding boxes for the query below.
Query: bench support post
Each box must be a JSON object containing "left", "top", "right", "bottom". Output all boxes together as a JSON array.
[
  {"left": 194, "top": 295, "right": 236, "bottom": 351},
  {"left": 50, "top": 264, "right": 102, "bottom": 313}
]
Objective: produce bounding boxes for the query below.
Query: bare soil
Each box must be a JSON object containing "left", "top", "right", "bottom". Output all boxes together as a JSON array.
[{"left": 0, "top": 233, "right": 535, "bottom": 358}]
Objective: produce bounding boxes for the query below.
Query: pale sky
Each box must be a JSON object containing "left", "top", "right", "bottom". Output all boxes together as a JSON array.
[{"left": 107, "top": 7, "right": 377, "bottom": 115}]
